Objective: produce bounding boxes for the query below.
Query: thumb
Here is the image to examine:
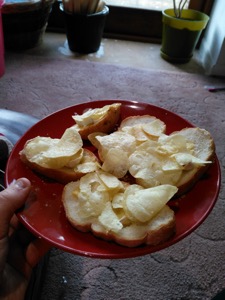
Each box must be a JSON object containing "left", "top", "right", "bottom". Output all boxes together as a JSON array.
[{"left": 0, "top": 178, "right": 31, "bottom": 239}]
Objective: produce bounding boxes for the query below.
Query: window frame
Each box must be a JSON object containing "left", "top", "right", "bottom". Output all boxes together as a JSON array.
[{"left": 47, "top": 0, "right": 214, "bottom": 43}]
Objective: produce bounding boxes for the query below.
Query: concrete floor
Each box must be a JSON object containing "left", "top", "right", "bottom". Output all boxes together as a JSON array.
[{"left": 17, "top": 32, "right": 205, "bottom": 75}]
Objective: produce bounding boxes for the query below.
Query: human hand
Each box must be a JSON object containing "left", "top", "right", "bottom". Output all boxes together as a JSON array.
[{"left": 0, "top": 178, "right": 51, "bottom": 300}]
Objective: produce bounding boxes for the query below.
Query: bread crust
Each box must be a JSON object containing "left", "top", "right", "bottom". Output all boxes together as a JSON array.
[
  {"left": 75, "top": 103, "right": 121, "bottom": 140},
  {"left": 171, "top": 127, "right": 216, "bottom": 197},
  {"left": 62, "top": 180, "right": 176, "bottom": 247},
  {"left": 20, "top": 148, "right": 99, "bottom": 184},
  {"left": 91, "top": 208, "right": 176, "bottom": 247},
  {"left": 119, "top": 123, "right": 215, "bottom": 197}
]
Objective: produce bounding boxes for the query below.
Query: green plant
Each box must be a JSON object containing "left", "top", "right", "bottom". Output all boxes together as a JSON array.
[{"left": 173, "top": 0, "right": 189, "bottom": 18}]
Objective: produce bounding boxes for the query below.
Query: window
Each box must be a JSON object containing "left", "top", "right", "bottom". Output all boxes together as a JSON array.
[
  {"left": 105, "top": 0, "right": 188, "bottom": 11},
  {"left": 47, "top": 0, "right": 214, "bottom": 43}
]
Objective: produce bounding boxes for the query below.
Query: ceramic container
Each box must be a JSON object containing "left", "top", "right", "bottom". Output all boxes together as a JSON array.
[
  {"left": 61, "top": 4, "right": 109, "bottom": 54},
  {"left": 2, "top": 0, "right": 54, "bottom": 50},
  {"left": 161, "top": 9, "right": 209, "bottom": 63}
]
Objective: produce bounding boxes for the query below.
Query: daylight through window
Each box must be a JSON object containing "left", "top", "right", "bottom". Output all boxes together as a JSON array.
[{"left": 105, "top": 0, "right": 190, "bottom": 10}]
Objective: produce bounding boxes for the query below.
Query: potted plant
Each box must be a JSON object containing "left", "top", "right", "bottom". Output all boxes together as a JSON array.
[
  {"left": 60, "top": 0, "right": 109, "bottom": 54},
  {"left": 161, "top": 0, "right": 210, "bottom": 63},
  {"left": 2, "top": 0, "right": 55, "bottom": 50}
]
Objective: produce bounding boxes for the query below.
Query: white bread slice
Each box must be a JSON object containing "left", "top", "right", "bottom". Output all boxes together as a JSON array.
[
  {"left": 62, "top": 181, "right": 96, "bottom": 231},
  {"left": 72, "top": 103, "right": 121, "bottom": 139},
  {"left": 171, "top": 127, "right": 215, "bottom": 196},
  {"left": 119, "top": 115, "right": 166, "bottom": 137},
  {"left": 20, "top": 148, "right": 100, "bottom": 184},
  {"left": 91, "top": 205, "right": 175, "bottom": 247},
  {"left": 119, "top": 114, "right": 164, "bottom": 126},
  {"left": 62, "top": 174, "right": 177, "bottom": 247},
  {"left": 93, "top": 116, "right": 215, "bottom": 197},
  {"left": 123, "top": 124, "right": 215, "bottom": 197}
]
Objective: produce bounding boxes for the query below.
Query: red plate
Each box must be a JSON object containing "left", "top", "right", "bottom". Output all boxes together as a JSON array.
[{"left": 5, "top": 100, "right": 221, "bottom": 259}]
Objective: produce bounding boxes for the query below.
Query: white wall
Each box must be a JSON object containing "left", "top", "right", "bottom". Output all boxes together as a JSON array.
[{"left": 198, "top": 0, "right": 225, "bottom": 76}]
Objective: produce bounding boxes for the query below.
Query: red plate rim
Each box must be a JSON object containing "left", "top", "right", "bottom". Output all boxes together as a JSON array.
[{"left": 5, "top": 100, "right": 221, "bottom": 259}]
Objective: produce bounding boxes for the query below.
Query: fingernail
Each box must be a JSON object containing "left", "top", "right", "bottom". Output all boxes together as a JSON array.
[{"left": 14, "top": 178, "right": 28, "bottom": 190}]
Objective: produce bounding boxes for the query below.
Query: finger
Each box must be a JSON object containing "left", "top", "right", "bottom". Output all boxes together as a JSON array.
[
  {"left": 24, "top": 239, "right": 52, "bottom": 278},
  {"left": 0, "top": 178, "right": 31, "bottom": 240},
  {"left": 7, "top": 231, "right": 52, "bottom": 279}
]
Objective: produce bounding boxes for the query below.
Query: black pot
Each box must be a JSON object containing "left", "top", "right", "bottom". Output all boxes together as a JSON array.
[
  {"left": 61, "top": 4, "right": 109, "bottom": 54},
  {"left": 2, "top": 1, "right": 53, "bottom": 50}
]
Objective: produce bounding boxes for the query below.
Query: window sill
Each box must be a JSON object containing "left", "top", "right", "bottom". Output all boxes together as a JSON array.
[
  {"left": 47, "top": 2, "right": 163, "bottom": 43},
  {"left": 14, "top": 32, "right": 204, "bottom": 75}
]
